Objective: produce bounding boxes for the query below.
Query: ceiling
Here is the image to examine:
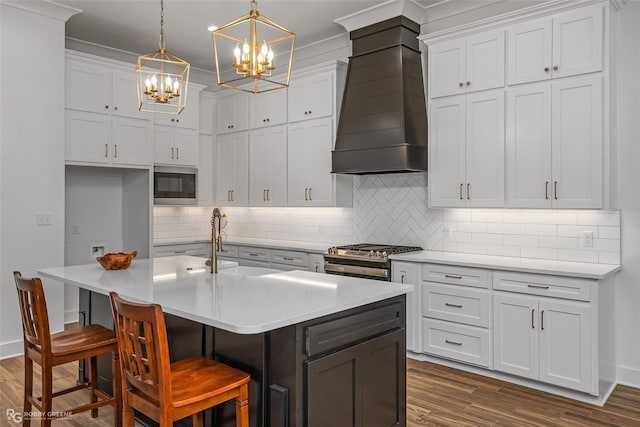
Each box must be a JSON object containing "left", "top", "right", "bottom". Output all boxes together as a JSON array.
[{"left": 57, "top": 0, "right": 547, "bottom": 73}]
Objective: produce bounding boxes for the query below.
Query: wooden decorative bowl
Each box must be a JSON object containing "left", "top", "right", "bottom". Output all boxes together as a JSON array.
[{"left": 96, "top": 251, "right": 137, "bottom": 270}]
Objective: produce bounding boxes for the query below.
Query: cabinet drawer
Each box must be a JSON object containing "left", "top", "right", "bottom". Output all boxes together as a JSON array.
[
  {"left": 422, "top": 318, "right": 491, "bottom": 368},
  {"left": 305, "top": 301, "right": 404, "bottom": 357},
  {"left": 154, "top": 243, "right": 209, "bottom": 258},
  {"left": 493, "top": 271, "right": 593, "bottom": 302},
  {"left": 218, "top": 244, "right": 239, "bottom": 259},
  {"left": 422, "top": 282, "right": 490, "bottom": 328},
  {"left": 238, "top": 246, "right": 270, "bottom": 262},
  {"left": 422, "top": 264, "right": 490, "bottom": 288},
  {"left": 271, "top": 250, "right": 309, "bottom": 267}
]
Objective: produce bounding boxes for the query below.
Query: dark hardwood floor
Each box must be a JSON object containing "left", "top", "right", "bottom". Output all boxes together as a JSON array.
[{"left": 2, "top": 355, "right": 639, "bottom": 426}]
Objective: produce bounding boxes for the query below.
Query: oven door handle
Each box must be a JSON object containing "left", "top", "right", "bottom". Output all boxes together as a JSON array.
[{"left": 324, "top": 262, "right": 389, "bottom": 279}]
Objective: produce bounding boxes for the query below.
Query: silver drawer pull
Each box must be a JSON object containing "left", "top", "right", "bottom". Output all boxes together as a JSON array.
[
  {"left": 173, "top": 250, "right": 187, "bottom": 254},
  {"left": 444, "top": 274, "right": 463, "bottom": 279},
  {"left": 445, "top": 303, "right": 463, "bottom": 308},
  {"left": 528, "top": 284, "right": 550, "bottom": 289},
  {"left": 445, "top": 340, "right": 462, "bottom": 346},
  {"left": 248, "top": 253, "right": 259, "bottom": 257},
  {"left": 283, "top": 257, "right": 294, "bottom": 261}
]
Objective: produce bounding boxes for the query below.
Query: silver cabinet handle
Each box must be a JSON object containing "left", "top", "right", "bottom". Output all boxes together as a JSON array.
[
  {"left": 400, "top": 274, "right": 405, "bottom": 284},
  {"left": 554, "top": 181, "right": 558, "bottom": 200},
  {"left": 171, "top": 147, "right": 174, "bottom": 159},
  {"left": 445, "top": 302, "right": 463, "bottom": 308},
  {"left": 114, "top": 144, "right": 118, "bottom": 158},
  {"left": 174, "top": 250, "right": 187, "bottom": 254},
  {"left": 445, "top": 340, "right": 462, "bottom": 346},
  {"left": 531, "top": 308, "right": 535, "bottom": 329},
  {"left": 231, "top": 190, "right": 234, "bottom": 202},
  {"left": 176, "top": 147, "right": 179, "bottom": 159},
  {"left": 248, "top": 253, "right": 259, "bottom": 257},
  {"left": 308, "top": 187, "right": 312, "bottom": 201},
  {"left": 263, "top": 189, "right": 266, "bottom": 201},
  {"left": 304, "top": 188, "right": 309, "bottom": 201},
  {"left": 283, "top": 257, "right": 294, "bottom": 261},
  {"left": 267, "top": 189, "right": 270, "bottom": 201},
  {"left": 227, "top": 190, "right": 231, "bottom": 202},
  {"left": 315, "top": 265, "right": 319, "bottom": 272},
  {"left": 541, "top": 310, "right": 545, "bottom": 330},
  {"left": 545, "top": 181, "right": 549, "bottom": 200},
  {"left": 528, "top": 284, "right": 550, "bottom": 289},
  {"left": 105, "top": 144, "right": 108, "bottom": 158},
  {"left": 445, "top": 274, "right": 462, "bottom": 279},
  {"left": 459, "top": 183, "right": 463, "bottom": 200},
  {"left": 467, "top": 183, "right": 470, "bottom": 200}
]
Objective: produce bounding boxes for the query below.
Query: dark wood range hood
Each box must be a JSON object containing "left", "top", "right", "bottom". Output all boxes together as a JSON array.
[{"left": 332, "top": 16, "right": 428, "bottom": 175}]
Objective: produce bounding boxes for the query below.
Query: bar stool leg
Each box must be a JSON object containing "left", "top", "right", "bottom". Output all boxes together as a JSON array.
[
  {"left": 90, "top": 356, "right": 98, "bottom": 417},
  {"left": 41, "top": 362, "right": 53, "bottom": 427},
  {"left": 192, "top": 411, "right": 204, "bottom": 427},
  {"left": 22, "top": 356, "right": 33, "bottom": 427},
  {"left": 112, "top": 351, "right": 122, "bottom": 427},
  {"left": 236, "top": 384, "right": 249, "bottom": 427}
]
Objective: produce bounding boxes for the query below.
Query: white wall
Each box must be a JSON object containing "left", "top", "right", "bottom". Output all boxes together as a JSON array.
[
  {"left": 0, "top": 1, "right": 77, "bottom": 358},
  {"left": 614, "top": 1, "right": 640, "bottom": 387}
]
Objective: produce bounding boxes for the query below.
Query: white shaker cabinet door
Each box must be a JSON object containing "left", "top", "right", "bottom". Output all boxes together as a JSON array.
[
  {"left": 552, "top": 5, "right": 603, "bottom": 80},
  {"left": 249, "top": 125, "right": 287, "bottom": 206},
  {"left": 66, "top": 60, "right": 111, "bottom": 114},
  {"left": 507, "top": 18, "right": 552, "bottom": 85},
  {"left": 493, "top": 292, "right": 539, "bottom": 380},
  {"left": 465, "top": 90, "right": 505, "bottom": 208},
  {"left": 429, "top": 96, "right": 466, "bottom": 207},
  {"left": 65, "top": 110, "right": 110, "bottom": 164},
  {"left": 465, "top": 30, "right": 505, "bottom": 93},
  {"left": 538, "top": 298, "right": 592, "bottom": 393},
  {"left": 216, "top": 132, "right": 248, "bottom": 206},
  {"left": 429, "top": 39, "right": 466, "bottom": 99},
  {"left": 506, "top": 83, "right": 552, "bottom": 208},
  {"left": 287, "top": 72, "right": 334, "bottom": 123},
  {"left": 111, "top": 116, "right": 152, "bottom": 166},
  {"left": 551, "top": 74, "right": 602, "bottom": 208}
]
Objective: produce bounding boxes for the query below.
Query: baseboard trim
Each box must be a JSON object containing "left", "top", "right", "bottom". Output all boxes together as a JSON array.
[
  {"left": 617, "top": 365, "right": 640, "bottom": 389},
  {"left": 0, "top": 339, "right": 23, "bottom": 360},
  {"left": 64, "top": 309, "right": 78, "bottom": 325}
]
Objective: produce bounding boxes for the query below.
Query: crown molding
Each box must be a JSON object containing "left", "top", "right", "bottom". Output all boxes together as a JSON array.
[
  {"left": 335, "top": 0, "right": 425, "bottom": 32},
  {"left": 609, "top": 0, "right": 628, "bottom": 11},
  {"left": 0, "top": 0, "right": 80, "bottom": 22},
  {"left": 419, "top": 0, "right": 605, "bottom": 44}
]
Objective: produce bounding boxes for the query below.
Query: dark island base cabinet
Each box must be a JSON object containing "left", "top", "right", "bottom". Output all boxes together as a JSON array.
[{"left": 79, "top": 289, "right": 407, "bottom": 427}]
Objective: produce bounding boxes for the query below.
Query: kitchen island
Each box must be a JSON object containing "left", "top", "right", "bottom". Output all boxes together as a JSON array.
[{"left": 39, "top": 256, "right": 412, "bottom": 427}]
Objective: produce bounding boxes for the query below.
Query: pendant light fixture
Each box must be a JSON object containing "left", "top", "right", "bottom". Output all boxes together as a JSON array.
[
  {"left": 136, "top": 0, "right": 190, "bottom": 114},
  {"left": 211, "top": 0, "right": 295, "bottom": 94}
]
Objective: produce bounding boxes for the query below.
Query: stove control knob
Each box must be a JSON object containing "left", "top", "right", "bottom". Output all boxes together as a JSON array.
[
  {"left": 375, "top": 251, "right": 381, "bottom": 258},
  {"left": 369, "top": 250, "right": 375, "bottom": 257},
  {"left": 382, "top": 251, "right": 388, "bottom": 258}
]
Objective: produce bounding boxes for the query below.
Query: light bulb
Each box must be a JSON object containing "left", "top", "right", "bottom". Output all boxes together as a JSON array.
[
  {"left": 234, "top": 44, "right": 241, "bottom": 58},
  {"left": 173, "top": 81, "right": 179, "bottom": 90},
  {"left": 267, "top": 47, "right": 274, "bottom": 61},
  {"left": 145, "top": 78, "right": 151, "bottom": 87},
  {"left": 165, "top": 76, "right": 172, "bottom": 86},
  {"left": 257, "top": 53, "right": 264, "bottom": 64},
  {"left": 261, "top": 41, "right": 268, "bottom": 56},
  {"left": 242, "top": 40, "right": 250, "bottom": 54},
  {"left": 151, "top": 75, "right": 158, "bottom": 85}
]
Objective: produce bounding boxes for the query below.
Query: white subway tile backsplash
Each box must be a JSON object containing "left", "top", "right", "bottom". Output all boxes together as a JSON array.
[{"left": 153, "top": 181, "right": 619, "bottom": 268}]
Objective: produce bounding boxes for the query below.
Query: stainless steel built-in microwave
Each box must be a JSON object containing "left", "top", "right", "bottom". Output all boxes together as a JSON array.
[{"left": 153, "top": 166, "right": 197, "bottom": 205}]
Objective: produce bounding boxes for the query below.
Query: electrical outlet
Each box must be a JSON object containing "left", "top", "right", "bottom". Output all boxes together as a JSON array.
[
  {"left": 36, "top": 213, "right": 51, "bottom": 226},
  {"left": 443, "top": 225, "right": 453, "bottom": 238},
  {"left": 582, "top": 231, "right": 594, "bottom": 248}
]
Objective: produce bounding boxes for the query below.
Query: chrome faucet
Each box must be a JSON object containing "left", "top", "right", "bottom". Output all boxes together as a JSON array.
[{"left": 208, "top": 208, "right": 223, "bottom": 273}]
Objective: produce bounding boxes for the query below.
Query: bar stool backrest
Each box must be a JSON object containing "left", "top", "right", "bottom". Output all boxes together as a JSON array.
[{"left": 14, "top": 272, "right": 52, "bottom": 354}]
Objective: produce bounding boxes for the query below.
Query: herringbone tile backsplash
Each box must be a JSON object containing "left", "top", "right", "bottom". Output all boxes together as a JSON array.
[{"left": 352, "top": 173, "right": 443, "bottom": 249}]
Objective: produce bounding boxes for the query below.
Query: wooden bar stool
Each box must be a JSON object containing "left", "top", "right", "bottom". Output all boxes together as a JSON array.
[
  {"left": 109, "top": 291, "right": 250, "bottom": 427},
  {"left": 13, "top": 271, "right": 121, "bottom": 427}
]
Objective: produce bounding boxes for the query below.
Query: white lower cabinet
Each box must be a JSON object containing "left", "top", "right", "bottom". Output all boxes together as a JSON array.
[
  {"left": 493, "top": 271, "right": 595, "bottom": 394},
  {"left": 422, "top": 318, "right": 492, "bottom": 367},
  {"left": 309, "top": 254, "right": 324, "bottom": 273},
  {"left": 392, "top": 262, "right": 422, "bottom": 353}
]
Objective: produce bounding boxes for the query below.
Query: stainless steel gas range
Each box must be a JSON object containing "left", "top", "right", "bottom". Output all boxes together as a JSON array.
[{"left": 324, "top": 244, "right": 423, "bottom": 281}]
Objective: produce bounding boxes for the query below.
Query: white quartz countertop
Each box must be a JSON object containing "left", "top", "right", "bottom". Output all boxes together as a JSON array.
[
  {"left": 154, "top": 237, "right": 331, "bottom": 254},
  {"left": 390, "top": 250, "right": 620, "bottom": 280},
  {"left": 39, "top": 256, "right": 412, "bottom": 334}
]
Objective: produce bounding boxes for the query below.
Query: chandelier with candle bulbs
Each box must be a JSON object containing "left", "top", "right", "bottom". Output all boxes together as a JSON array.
[
  {"left": 136, "top": 0, "right": 190, "bottom": 114},
  {"left": 212, "top": 0, "right": 295, "bottom": 94}
]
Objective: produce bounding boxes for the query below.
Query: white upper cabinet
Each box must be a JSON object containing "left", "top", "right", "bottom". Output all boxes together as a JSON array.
[
  {"left": 153, "top": 125, "right": 198, "bottom": 166},
  {"left": 66, "top": 59, "right": 151, "bottom": 121},
  {"left": 507, "top": 4, "right": 603, "bottom": 85},
  {"left": 287, "top": 118, "right": 334, "bottom": 206},
  {"left": 430, "top": 29, "right": 505, "bottom": 98},
  {"left": 216, "top": 132, "right": 249, "bottom": 206},
  {"left": 199, "top": 93, "right": 215, "bottom": 135},
  {"left": 250, "top": 90, "right": 287, "bottom": 129},
  {"left": 216, "top": 92, "right": 249, "bottom": 134},
  {"left": 249, "top": 125, "right": 288, "bottom": 206},
  {"left": 430, "top": 90, "right": 505, "bottom": 208},
  {"left": 506, "top": 74, "right": 602, "bottom": 208},
  {"left": 287, "top": 71, "right": 334, "bottom": 122},
  {"left": 154, "top": 88, "right": 200, "bottom": 130}
]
